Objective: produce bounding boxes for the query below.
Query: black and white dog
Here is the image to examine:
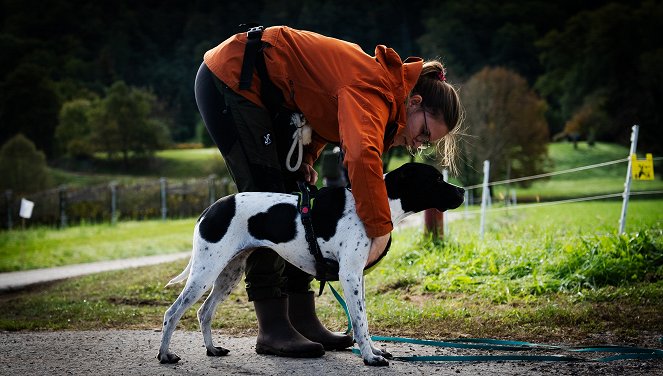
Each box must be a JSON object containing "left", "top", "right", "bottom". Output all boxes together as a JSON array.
[{"left": 157, "top": 163, "right": 465, "bottom": 366}]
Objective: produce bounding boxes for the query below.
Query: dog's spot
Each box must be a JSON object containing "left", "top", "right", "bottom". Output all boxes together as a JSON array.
[
  {"left": 248, "top": 203, "right": 298, "bottom": 243},
  {"left": 311, "top": 187, "right": 346, "bottom": 241},
  {"left": 339, "top": 242, "right": 343, "bottom": 247},
  {"left": 354, "top": 290, "right": 358, "bottom": 295},
  {"left": 199, "top": 195, "right": 236, "bottom": 243}
]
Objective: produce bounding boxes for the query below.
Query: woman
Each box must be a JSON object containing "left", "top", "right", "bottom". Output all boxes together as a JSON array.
[{"left": 194, "top": 25, "right": 463, "bottom": 358}]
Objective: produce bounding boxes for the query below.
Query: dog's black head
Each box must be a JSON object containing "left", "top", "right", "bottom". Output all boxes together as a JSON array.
[{"left": 385, "top": 163, "right": 465, "bottom": 213}]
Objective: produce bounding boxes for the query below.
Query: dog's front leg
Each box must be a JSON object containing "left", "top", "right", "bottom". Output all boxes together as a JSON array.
[{"left": 339, "top": 267, "right": 389, "bottom": 366}]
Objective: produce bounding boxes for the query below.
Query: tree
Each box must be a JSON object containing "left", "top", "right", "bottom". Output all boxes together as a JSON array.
[
  {"left": 0, "top": 63, "right": 60, "bottom": 157},
  {"left": 89, "top": 81, "right": 171, "bottom": 165},
  {"left": 55, "top": 98, "right": 97, "bottom": 158},
  {"left": 561, "top": 96, "right": 609, "bottom": 147},
  {"left": 417, "top": 0, "right": 601, "bottom": 83},
  {"left": 460, "top": 67, "right": 549, "bottom": 187},
  {"left": 0, "top": 134, "right": 53, "bottom": 194},
  {"left": 536, "top": 1, "right": 663, "bottom": 153}
]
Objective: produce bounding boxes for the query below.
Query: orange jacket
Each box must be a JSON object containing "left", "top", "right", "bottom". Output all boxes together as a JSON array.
[{"left": 204, "top": 26, "right": 422, "bottom": 237}]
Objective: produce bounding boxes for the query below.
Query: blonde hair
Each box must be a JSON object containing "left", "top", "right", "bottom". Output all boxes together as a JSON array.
[{"left": 410, "top": 60, "right": 465, "bottom": 174}]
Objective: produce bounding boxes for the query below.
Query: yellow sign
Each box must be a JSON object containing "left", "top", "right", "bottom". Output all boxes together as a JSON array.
[{"left": 631, "top": 153, "right": 655, "bottom": 180}]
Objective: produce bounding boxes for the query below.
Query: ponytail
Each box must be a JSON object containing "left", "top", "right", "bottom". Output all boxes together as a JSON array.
[{"left": 411, "top": 60, "right": 465, "bottom": 174}]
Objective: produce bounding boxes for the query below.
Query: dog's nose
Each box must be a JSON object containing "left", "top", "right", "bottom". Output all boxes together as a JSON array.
[{"left": 455, "top": 186, "right": 465, "bottom": 196}]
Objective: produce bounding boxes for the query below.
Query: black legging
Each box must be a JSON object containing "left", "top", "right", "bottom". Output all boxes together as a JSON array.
[{"left": 194, "top": 62, "right": 313, "bottom": 300}]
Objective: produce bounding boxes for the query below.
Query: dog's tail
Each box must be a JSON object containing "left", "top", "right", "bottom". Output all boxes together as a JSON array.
[{"left": 165, "top": 256, "right": 192, "bottom": 287}]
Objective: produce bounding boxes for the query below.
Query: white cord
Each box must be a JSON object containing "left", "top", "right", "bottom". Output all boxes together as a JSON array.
[
  {"left": 462, "top": 190, "right": 663, "bottom": 215},
  {"left": 286, "top": 113, "right": 306, "bottom": 172},
  {"left": 464, "top": 158, "right": 629, "bottom": 190}
]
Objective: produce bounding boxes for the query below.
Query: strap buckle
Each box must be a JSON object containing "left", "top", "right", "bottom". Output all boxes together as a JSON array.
[{"left": 247, "top": 26, "right": 264, "bottom": 39}]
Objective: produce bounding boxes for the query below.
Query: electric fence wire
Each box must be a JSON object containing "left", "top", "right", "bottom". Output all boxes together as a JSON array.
[
  {"left": 462, "top": 190, "right": 663, "bottom": 215},
  {"left": 464, "top": 156, "right": 662, "bottom": 190},
  {"left": 459, "top": 155, "right": 662, "bottom": 214}
]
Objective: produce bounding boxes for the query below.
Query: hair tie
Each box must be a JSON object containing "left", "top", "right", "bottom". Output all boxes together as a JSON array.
[{"left": 437, "top": 69, "right": 447, "bottom": 82}]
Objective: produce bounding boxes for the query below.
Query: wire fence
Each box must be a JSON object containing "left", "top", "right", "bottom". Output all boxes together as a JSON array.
[
  {"left": 2, "top": 175, "right": 237, "bottom": 229},
  {"left": 463, "top": 157, "right": 629, "bottom": 190},
  {"left": 458, "top": 126, "right": 661, "bottom": 238}
]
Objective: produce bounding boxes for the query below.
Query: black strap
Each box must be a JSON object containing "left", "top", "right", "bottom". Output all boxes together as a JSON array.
[
  {"left": 296, "top": 181, "right": 339, "bottom": 295},
  {"left": 238, "top": 24, "right": 285, "bottom": 116},
  {"left": 239, "top": 26, "right": 264, "bottom": 90}
]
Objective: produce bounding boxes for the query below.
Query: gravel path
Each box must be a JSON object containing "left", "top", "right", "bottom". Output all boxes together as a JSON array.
[
  {"left": 1, "top": 330, "right": 660, "bottom": 376},
  {"left": 0, "top": 252, "right": 190, "bottom": 292}
]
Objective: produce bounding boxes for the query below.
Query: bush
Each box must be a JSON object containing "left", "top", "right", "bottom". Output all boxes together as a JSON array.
[{"left": 0, "top": 134, "right": 53, "bottom": 194}]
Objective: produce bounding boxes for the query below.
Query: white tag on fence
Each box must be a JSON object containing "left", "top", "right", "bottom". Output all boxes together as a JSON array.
[{"left": 19, "top": 198, "right": 34, "bottom": 219}]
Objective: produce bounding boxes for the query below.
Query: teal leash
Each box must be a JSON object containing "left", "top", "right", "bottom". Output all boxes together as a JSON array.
[{"left": 328, "top": 284, "right": 663, "bottom": 363}]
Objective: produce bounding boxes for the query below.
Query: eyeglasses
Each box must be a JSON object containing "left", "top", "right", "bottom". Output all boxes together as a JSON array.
[{"left": 417, "top": 110, "right": 431, "bottom": 149}]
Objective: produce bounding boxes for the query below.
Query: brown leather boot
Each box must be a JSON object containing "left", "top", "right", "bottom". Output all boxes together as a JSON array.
[
  {"left": 288, "top": 291, "right": 354, "bottom": 350},
  {"left": 254, "top": 295, "right": 325, "bottom": 358}
]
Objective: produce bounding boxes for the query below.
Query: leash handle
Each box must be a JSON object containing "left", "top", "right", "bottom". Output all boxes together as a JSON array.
[{"left": 286, "top": 114, "right": 305, "bottom": 172}]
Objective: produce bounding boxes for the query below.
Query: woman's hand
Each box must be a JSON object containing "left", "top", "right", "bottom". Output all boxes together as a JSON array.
[
  {"left": 367, "top": 233, "right": 391, "bottom": 267},
  {"left": 299, "top": 162, "right": 318, "bottom": 185}
]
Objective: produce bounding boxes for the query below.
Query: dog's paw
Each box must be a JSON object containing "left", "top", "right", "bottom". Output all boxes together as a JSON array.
[
  {"left": 363, "top": 355, "right": 389, "bottom": 366},
  {"left": 377, "top": 349, "right": 392, "bottom": 359},
  {"left": 371, "top": 346, "right": 392, "bottom": 359},
  {"left": 206, "top": 346, "right": 230, "bottom": 357},
  {"left": 157, "top": 351, "right": 181, "bottom": 364}
]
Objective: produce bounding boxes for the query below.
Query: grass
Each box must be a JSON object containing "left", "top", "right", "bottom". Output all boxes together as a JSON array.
[
  {"left": 0, "top": 219, "right": 195, "bottom": 272},
  {"left": 51, "top": 142, "right": 662, "bottom": 198},
  {"left": 0, "top": 199, "right": 661, "bottom": 347},
  {"left": 491, "top": 142, "right": 663, "bottom": 200},
  {"left": 390, "top": 141, "right": 663, "bottom": 200},
  {"left": 51, "top": 148, "right": 229, "bottom": 188}
]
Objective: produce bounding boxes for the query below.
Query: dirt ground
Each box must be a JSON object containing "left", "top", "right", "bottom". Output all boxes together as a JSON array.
[{"left": 1, "top": 330, "right": 661, "bottom": 376}]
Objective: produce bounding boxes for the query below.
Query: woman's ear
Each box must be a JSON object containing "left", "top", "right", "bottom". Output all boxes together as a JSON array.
[{"left": 407, "top": 94, "right": 423, "bottom": 109}]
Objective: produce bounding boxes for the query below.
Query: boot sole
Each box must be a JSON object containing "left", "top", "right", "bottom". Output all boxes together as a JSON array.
[
  {"left": 255, "top": 343, "right": 325, "bottom": 358},
  {"left": 321, "top": 340, "right": 355, "bottom": 351}
]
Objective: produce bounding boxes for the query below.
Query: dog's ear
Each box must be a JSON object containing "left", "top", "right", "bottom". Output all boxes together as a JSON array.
[{"left": 384, "top": 166, "right": 406, "bottom": 200}]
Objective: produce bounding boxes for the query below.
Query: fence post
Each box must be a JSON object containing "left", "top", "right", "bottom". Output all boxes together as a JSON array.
[
  {"left": 480, "top": 160, "right": 490, "bottom": 239},
  {"left": 109, "top": 181, "right": 118, "bottom": 225},
  {"left": 443, "top": 169, "right": 449, "bottom": 235},
  {"left": 208, "top": 174, "right": 216, "bottom": 206},
  {"left": 464, "top": 190, "right": 469, "bottom": 219},
  {"left": 59, "top": 185, "right": 68, "bottom": 228},
  {"left": 511, "top": 189, "right": 517, "bottom": 207},
  {"left": 5, "top": 190, "right": 12, "bottom": 230},
  {"left": 619, "top": 125, "right": 639, "bottom": 234},
  {"left": 160, "top": 177, "right": 168, "bottom": 221}
]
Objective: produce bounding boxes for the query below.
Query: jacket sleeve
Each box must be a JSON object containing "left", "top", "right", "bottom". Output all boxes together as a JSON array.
[{"left": 337, "top": 86, "right": 393, "bottom": 238}]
